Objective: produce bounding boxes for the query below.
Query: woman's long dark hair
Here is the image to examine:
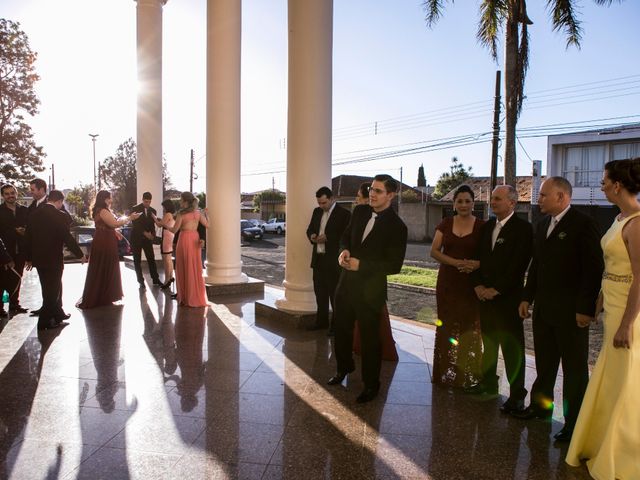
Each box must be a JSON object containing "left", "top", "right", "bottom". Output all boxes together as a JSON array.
[{"left": 92, "top": 190, "right": 111, "bottom": 218}]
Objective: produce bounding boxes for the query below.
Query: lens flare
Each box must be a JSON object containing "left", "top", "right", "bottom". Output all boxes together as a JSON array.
[
  {"left": 541, "top": 397, "right": 554, "bottom": 411},
  {"left": 434, "top": 319, "right": 443, "bottom": 327},
  {"left": 448, "top": 337, "right": 459, "bottom": 346}
]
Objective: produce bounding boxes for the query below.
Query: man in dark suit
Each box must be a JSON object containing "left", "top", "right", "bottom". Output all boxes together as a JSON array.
[
  {"left": 306, "top": 186, "right": 351, "bottom": 333},
  {"left": 468, "top": 185, "right": 533, "bottom": 414},
  {"left": 0, "top": 184, "right": 29, "bottom": 314},
  {"left": 328, "top": 174, "right": 408, "bottom": 403},
  {"left": 515, "top": 177, "right": 603, "bottom": 443},
  {"left": 24, "top": 190, "right": 86, "bottom": 330},
  {"left": 27, "top": 178, "right": 48, "bottom": 215},
  {"left": 130, "top": 192, "right": 161, "bottom": 288}
]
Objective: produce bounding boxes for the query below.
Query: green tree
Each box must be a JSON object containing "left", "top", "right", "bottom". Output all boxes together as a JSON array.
[
  {"left": 423, "top": 0, "right": 623, "bottom": 187},
  {"left": 401, "top": 189, "right": 421, "bottom": 203},
  {"left": 252, "top": 190, "right": 286, "bottom": 212},
  {"left": 100, "top": 138, "right": 173, "bottom": 212},
  {"left": 101, "top": 138, "right": 138, "bottom": 212},
  {"left": 417, "top": 164, "right": 426, "bottom": 188},
  {"left": 433, "top": 157, "right": 473, "bottom": 199},
  {"left": 0, "top": 19, "right": 46, "bottom": 188},
  {"left": 67, "top": 183, "right": 95, "bottom": 218}
]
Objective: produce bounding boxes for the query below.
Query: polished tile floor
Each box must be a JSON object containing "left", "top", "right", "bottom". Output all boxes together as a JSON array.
[{"left": 0, "top": 264, "right": 593, "bottom": 479}]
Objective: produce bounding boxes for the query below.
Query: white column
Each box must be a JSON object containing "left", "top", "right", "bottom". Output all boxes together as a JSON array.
[
  {"left": 135, "top": 0, "right": 165, "bottom": 205},
  {"left": 205, "top": 0, "right": 247, "bottom": 284},
  {"left": 276, "top": 0, "right": 333, "bottom": 312}
]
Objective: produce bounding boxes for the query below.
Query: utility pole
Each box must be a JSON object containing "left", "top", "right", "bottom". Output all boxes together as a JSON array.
[
  {"left": 399, "top": 166, "right": 403, "bottom": 205},
  {"left": 89, "top": 133, "right": 99, "bottom": 192},
  {"left": 189, "top": 149, "right": 195, "bottom": 192},
  {"left": 490, "top": 71, "right": 502, "bottom": 193},
  {"left": 51, "top": 164, "right": 56, "bottom": 190}
]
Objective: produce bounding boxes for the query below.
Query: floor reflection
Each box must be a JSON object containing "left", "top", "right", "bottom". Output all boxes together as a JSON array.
[{"left": 0, "top": 265, "right": 594, "bottom": 479}]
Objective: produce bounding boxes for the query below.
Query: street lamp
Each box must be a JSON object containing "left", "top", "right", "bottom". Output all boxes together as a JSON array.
[{"left": 89, "top": 133, "right": 99, "bottom": 191}]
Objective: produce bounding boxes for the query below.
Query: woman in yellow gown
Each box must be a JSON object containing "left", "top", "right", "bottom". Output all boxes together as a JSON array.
[{"left": 566, "top": 158, "right": 640, "bottom": 480}]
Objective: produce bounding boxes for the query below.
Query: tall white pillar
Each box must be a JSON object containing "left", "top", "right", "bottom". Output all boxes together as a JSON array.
[
  {"left": 205, "top": 0, "right": 247, "bottom": 284},
  {"left": 276, "top": 0, "right": 333, "bottom": 312},
  {"left": 135, "top": 0, "right": 165, "bottom": 205}
]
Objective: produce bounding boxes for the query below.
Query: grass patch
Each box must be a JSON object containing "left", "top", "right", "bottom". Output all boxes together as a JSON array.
[{"left": 388, "top": 266, "right": 438, "bottom": 289}]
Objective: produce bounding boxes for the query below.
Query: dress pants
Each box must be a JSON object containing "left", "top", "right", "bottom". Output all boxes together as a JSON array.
[
  {"left": 530, "top": 314, "right": 589, "bottom": 429},
  {"left": 478, "top": 299, "right": 527, "bottom": 400},
  {"left": 334, "top": 286, "right": 382, "bottom": 389},
  {"left": 36, "top": 265, "right": 65, "bottom": 325},
  {"left": 132, "top": 239, "right": 159, "bottom": 283},
  {"left": 312, "top": 254, "right": 340, "bottom": 328}
]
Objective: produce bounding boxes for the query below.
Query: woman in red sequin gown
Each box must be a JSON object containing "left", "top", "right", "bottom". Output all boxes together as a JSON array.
[
  {"left": 77, "top": 191, "right": 141, "bottom": 309},
  {"left": 430, "top": 185, "right": 484, "bottom": 388}
]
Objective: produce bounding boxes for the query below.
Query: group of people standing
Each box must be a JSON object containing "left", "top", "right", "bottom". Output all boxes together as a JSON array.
[
  {"left": 430, "top": 158, "right": 640, "bottom": 479},
  {"left": 0, "top": 183, "right": 209, "bottom": 330},
  {"left": 77, "top": 190, "right": 209, "bottom": 310}
]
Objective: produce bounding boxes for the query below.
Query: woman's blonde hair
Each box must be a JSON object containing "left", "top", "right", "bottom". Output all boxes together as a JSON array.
[{"left": 179, "top": 191, "right": 199, "bottom": 213}]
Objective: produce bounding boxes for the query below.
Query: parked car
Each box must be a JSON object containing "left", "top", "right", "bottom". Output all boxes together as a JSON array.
[
  {"left": 63, "top": 226, "right": 132, "bottom": 262},
  {"left": 261, "top": 218, "right": 286, "bottom": 235},
  {"left": 246, "top": 219, "right": 265, "bottom": 229},
  {"left": 241, "top": 220, "right": 263, "bottom": 241}
]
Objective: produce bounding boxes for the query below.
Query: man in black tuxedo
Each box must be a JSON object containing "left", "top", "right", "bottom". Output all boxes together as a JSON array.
[
  {"left": 468, "top": 185, "right": 533, "bottom": 414},
  {"left": 24, "top": 190, "right": 86, "bottom": 330},
  {"left": 515, "top": 177, "right": 603, "bottom": 443},
  {"left": 27, "top": 178, "right": 48, "bottom": 215},
  {"left": 306, "top": 186, "right": 351, "bottom": 333},
  {"left": 328, "top": 174, "right": 407, "bottom": 403},
  {"left": 130, "top": 192, "right": 161, "bottom": 288},
  {"left": 0, "top": 184, "right": 29, "bottom": 314}
]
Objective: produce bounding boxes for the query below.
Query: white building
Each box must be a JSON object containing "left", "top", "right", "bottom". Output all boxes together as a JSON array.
[{"left": 547, "top": 124, "right": 640, "bottom": 206}]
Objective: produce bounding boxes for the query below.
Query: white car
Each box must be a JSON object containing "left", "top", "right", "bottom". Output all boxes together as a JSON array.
[{"left": 262, "top": 218, "right": 286, "bottom": 235}]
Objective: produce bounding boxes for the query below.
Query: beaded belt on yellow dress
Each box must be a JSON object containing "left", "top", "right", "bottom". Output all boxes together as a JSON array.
[{"left": 602, "top": 272, "right": 633, "bottom": 283}]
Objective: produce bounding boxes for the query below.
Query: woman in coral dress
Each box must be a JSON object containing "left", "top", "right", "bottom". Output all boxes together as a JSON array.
[
  {"left": 567, "top": 158, "right": 640, "bottom": 480},
  {"left": 159, "top": 192, "right": 208, "bottom": 308},
  {"left": 430, "top": 185, "right": 484, "bottom": 388},
  {"left": 77, "top": 191, "right": 141, "bottom": 309},
  {"left": 352, "top": 182, "right": 398, "bottom": 361}
]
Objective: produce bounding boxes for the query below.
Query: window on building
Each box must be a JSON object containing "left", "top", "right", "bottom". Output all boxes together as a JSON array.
[
  {"left": 563, "top": 145, "right": 605, "bottom": 187},
  {"left": 612, "top": 142, "right": 640, "bottom": 160}
]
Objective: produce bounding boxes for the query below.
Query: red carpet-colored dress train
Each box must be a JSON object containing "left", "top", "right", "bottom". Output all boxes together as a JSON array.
[
  {"left": 175, "top": 211, "right": 207, "bottom": 308},
  {"left": 77, "top": 214, "right": 123, "bottom": 309}
]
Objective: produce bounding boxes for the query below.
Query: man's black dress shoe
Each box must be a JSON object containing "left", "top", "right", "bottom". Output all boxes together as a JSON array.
[
  {"left": 553, "top": 427, "right": 573, "bottom": 442},
  {"left": 500, "top": 399, "right": 525, "bottom": 414},
  {"left": 57, "top": 313, "right": 71, "bottom": 320},
  {"left": 0, "top": 308, "right": 7, "bottom": 317},
  {"left": 10, "top": 305, "right": 28, "bottom": 314},
  {"left": 463, "top": 383, "right": 498, "bottom": 396},
  {"left": 511, "top": 406, "right": 553, "bottom": 420},
  {"left": 30, "top": 308, "right": 42, "bottom": 317},
  {"left": 138, "top": 282, "right": 146, "bottom": 290},
  {"left": 38, "top": 320, "right": 66, "bottom": 330},
  {"left": 327, "top": 367, "right": 355, "bottom": 385},
  {"left": 356, "top": 386, "right": 380, "bottom": 404}
]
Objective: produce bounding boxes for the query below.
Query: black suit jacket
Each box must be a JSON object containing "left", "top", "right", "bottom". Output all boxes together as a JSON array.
[
  {"left": 471, "top": 214, "right": 533, "bottom": 305},
  {"left": 24, "top": 204, "right": 83, "bottom": 268},
  {"left": 337, "top": 204, "right": 407, "bottom": 309},
  {"left": 523, "top": 207, "right": 603, "bottom": 323},
  {"left": 0, "top": 203, "right": 29, "bottom": 256},
  {"left": 306, "top": 204, "right": 351, "bottom": 268},
  {"left": 130, "top": 203, "right": 157, "bottom": 245},
  {"left": 0, "top": 238, "right": 12, "bottom": 265}
]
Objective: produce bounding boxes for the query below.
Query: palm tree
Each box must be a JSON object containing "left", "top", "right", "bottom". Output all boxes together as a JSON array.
[{"left": 423, "top": 0, "right": 623, "bottom": 187}]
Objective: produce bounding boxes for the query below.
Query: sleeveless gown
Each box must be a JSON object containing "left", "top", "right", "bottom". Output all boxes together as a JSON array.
[
  {"left": 175, "top": 211, "right": 207, "bottom": 307},
  {"left": 78, "top": 213, "right": 123, "bottom": 309},
  {"left": 566, "top": 212, "right": 640, "bottom": 480},
  {"left": 432, "top": 216, "right": 484, "bottom": 388}
]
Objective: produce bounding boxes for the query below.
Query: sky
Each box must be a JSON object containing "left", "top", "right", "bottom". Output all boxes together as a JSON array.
[{"left": 1, "top": 0, "right": 639, "bottom": 194}]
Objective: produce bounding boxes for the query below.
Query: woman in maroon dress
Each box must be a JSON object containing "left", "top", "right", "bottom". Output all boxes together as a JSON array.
[
  {"left": 430, "top": 185, "right": 484, "bottom": 388},
  {"left": 77, "top": 191, "right": 141, "bottom": 309},
  {"left": 352, "top": 182, "right": 398, "bottom": 361}
]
